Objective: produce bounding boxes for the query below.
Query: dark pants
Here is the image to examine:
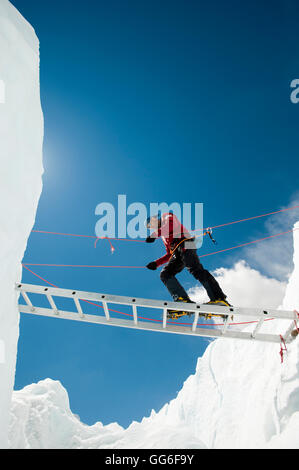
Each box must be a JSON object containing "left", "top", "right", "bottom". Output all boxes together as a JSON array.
[{"left": 160, "top": 246, "right": 226, "bottom": 302}]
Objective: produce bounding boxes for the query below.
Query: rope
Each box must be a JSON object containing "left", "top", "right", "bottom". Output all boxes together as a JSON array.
[
  {"left": 31, "top": 204, "right": 299, "bottom": 245},
  {"left": 293, "top": 310, "right": 299, "bottom": 337},
  {"left": 94, "top": 237, "right": 115, "bottom": 253},
  {"left": 279, "top": 335, "right": 287, "bottom": 363},
  {"left": 23, "top": 264, "right": 145, "bottom": 268},
  {"left": 169, "top": 204, "right": 299, "bottom": 238},
  {"left": 195, "top": 204, "right": 299, "bottom": 233},
  {"left": 199, "top": 227, "right": 299, "bottom": 259},
  {"left": 23, "top": 226, "right": 299, "bottom": 269},
  {"left": 32, "top": 229, "right": 146, "bottom": 244}
]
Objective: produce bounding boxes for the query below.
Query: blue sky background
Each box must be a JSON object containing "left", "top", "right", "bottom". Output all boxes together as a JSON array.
[{"left": 11, "top": 0, "right": 299, "bottom": 427}]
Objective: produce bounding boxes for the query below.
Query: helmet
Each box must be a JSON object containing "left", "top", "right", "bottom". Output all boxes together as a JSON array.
[{"left": 144, "top": 214, "right": 161, "bottom": 229}]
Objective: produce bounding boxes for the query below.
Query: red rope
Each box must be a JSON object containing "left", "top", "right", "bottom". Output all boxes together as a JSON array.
[
  {"left": 196, "top": 204, "right": 299, "bottom": 233},
  {"left": 23, "top": 227, "right": 299, "bottom": 269},
  {"left": 94, "top": 237, "right": 115, "bottom": 253},
  {"left": 293, "top": 310, "right": 299, "bottom": 336},
  {"left": 199, "top": 228, "right": 299, "bottom": 259},
  {"left": 23, "top": 264, "right": 145, "bottom": 268},
  {"left": 32, "top": 229, "right": 146, "bottom": 244},
  {"left": 169, "top": 204, "right": 299, "bottom": 238},
  {"left": 279, "top": 335, "right": 287, "bottom": 363},
  {"left": 31, "top": 204, "right": 299, "bottom": 243}
]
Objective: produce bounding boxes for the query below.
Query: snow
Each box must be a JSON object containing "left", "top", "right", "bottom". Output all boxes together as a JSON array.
[
  {"left": 0, "top": 0, "right": 43, "bottom": 448},
  {"left": 281, "top": 222, "right": 299, "bottom": 311},
  {"left": 6, "top": 223, "right": 299, "bottom": 449},
  {"left": 8, "top": 379, "right": 205, "bottom": 449}
]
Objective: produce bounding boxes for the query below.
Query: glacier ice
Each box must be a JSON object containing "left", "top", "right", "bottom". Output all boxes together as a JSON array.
[{"left": 0, "top": 0, "right": 43, "bottom": 448}]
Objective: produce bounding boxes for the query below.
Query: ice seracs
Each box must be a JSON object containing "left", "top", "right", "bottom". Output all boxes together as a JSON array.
[{"left": 0, "top": 0, "right": 43, "bottom": 448}]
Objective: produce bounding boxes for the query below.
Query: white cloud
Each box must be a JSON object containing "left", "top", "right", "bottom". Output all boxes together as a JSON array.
[
  {"left": 188, "top": 260, "right": 287, "bottom": 310},
  {"left": 242, "top": 195, "right": 299, "bottom": 281}
]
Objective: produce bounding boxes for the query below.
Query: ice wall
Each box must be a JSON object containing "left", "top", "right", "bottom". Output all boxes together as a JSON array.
[
  {"left": 281, "top": 222, "right": 299, "bottom": 311},
  {"left": 0, "top": 0, "right": 43, "bottom": 448}
]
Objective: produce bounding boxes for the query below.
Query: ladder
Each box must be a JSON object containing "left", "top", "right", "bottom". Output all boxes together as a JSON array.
[{"left": 15, "top": 283, "right": 298, "bottom": 345}]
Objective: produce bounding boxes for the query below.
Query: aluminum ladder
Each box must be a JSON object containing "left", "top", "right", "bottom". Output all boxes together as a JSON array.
[{"left": 16, "top": 283, "right": 298, "bottom": 345}]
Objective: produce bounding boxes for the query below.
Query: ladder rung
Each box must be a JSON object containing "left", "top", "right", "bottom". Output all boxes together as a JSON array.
[
  {"left": 46, "top": 294, "right": 59, "bottom": 315},
  {"left": 251, "top": 318, "right": 265, "bottom": 338},
  {"left": 283, "top": 312, "right": 298, "bottom": 342},
  {"left": 102, "top": 301, "right": 110, "bottom": 320},
  {"left": 222, "top": 316, "right": 230, "bottom": 335},
  {"left": 162, "top": 308, "right": 167, "bottom": 329},
  {"left": 132, "top": 304, "right": 138, "bottom": 325},
  {"left": 73, "top": 297, "right": 84, "bottom": 318},
  {"left": 21, "top": 292, "right": 35, "bottom": 312},
  {"left": 192, "top": 311, "right": 199, "bottom": 332}
]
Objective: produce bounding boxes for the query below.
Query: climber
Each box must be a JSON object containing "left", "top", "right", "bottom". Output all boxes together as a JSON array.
[{"left": 145, "top": 213, "right": 231, "bottom": 318}]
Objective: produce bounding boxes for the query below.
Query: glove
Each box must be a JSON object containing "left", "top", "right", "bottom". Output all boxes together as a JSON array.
[
  {"left": 146, "top": 236, "right": 156, "bottom": 244},
  {"left": 146, "top": 261, "right": 157, "bottom": 271}
]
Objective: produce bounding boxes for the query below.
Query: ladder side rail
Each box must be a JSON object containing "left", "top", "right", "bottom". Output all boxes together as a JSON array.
[
  {"left": 17, "top": 284, "right": 173, "bottom": 312},
  {"left": 16, "top": 284, "right": 219, "bottom": 316},
  {"left": 16, "top": 284, "right": 296, "bottom": 320},
  {"left": 18, "top": 303, "right": 283, "bottom": 343},
  {"left": 283, "top": 322, "right": 296, "bottom": 343}
]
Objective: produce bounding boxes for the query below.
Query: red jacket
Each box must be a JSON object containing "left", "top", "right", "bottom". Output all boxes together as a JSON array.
[{"left": 151, "top": 213, "right": 192, "bottom": 267}]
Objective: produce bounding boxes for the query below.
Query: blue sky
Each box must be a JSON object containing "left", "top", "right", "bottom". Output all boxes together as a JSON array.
[{"left": 12, "top": 0, "right": 299, "bottom": 427}]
